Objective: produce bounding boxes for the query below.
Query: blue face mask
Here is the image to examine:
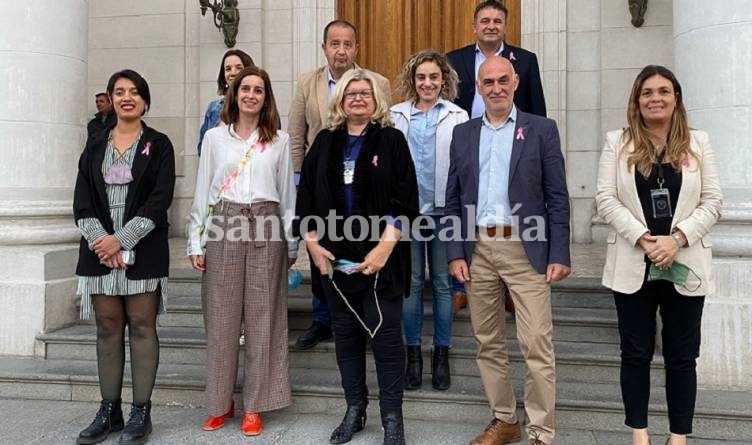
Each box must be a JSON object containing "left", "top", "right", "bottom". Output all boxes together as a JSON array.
[{"left": 332, "top": 259, "right": 362, "bottom": 275}]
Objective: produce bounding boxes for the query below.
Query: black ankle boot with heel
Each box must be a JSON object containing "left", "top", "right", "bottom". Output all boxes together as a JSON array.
[
  {"left": 330, "top": 400, "right": 368, "bottom": 444},
  {"left": 405, "top": 346, "right": 422, "bottom": 390},
  {"left": 431, "top": 345, "right": 451, "bottom": 390},
  {"left": 382, "top": 410, "right": 405, "bottom": 445},
  {"left": 77, "top": 399, "right": 124, "bottom": 445},
  {"left": 118, "top": 401, "right": 152, "bottom": 445}
]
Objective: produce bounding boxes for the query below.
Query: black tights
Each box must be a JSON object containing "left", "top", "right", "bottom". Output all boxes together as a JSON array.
[{"left": 93, "top": 291, "right": 160, "bottom": 404}]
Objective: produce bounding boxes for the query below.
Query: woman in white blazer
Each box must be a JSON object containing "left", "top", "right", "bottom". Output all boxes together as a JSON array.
[
  {"left": 390, "top": 50, "right": 468, "bottom": 391},
  {"left": 595, "top": 65, "right": 722, "bottom": 445}
]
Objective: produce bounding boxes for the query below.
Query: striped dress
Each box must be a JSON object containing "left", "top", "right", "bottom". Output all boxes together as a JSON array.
[{"left": 76, "top": 131, "right": 168, "bottom": 320}]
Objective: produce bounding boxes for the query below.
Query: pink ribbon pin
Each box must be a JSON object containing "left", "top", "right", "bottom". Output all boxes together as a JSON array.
[
  {"left": 509, "top": 51, "right": 516, "bottom": 61},
  {"left": 516, "top": 128, "right": 525, "bottom": 140},
  {"left": 141, "top": 142, "right": 152, "bottom": 155},
  {"left": 371, "top": 155, "right": 379, "bottom": 167}
]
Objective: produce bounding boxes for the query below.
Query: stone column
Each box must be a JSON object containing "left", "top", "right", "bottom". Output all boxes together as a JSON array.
[
  {"left": 673, "top": 0, "right": 752, "bottom": 389},
  {"left": 0, "top": 1, "right": 88, "bottom": 355}
]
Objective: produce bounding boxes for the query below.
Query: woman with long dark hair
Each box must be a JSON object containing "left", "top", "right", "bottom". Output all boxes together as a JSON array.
[
  {"left": 188, "top": 66, "right": 296, "bottom": 437},
  {"left": 196, "top": 49, "right": 255, "bottom": 156},
  {"left": 596, "top": 65, "right": 722, "bottom": 445},
  {"left": 74, "top": 69, "right": 176, "bottom": 445}
]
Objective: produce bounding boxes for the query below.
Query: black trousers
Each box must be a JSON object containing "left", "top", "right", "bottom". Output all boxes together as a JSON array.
[
  {"left": 321, "top": 276, "right": 405, "bottom": 413},
  {"left": 614, "top": 279, "right": 705, "bottom": 434}
]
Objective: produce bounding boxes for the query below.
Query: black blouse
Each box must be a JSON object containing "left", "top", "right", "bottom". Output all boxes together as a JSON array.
[
  {"left": 635, "top": 162, "right": 682, "bottom": 236},
  {"left": 294, "top": 125, "right": 419, "bottom": 299}
]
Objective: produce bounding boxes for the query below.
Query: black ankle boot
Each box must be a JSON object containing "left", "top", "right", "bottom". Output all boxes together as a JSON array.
[
  {"left": 77, "top": 399, "right": 124, "bottom": 445},
  {"left": 404, "top": 346, "right": 422, "bottom": 390},
  {"left": 330, "top": 400, "right": 368, "bottom": 444},
  {"left": 118, "top": 401, "right": 152, "bottom": 445},
  {"left": 431, "top": 345, "right": 451, "bottom": 390},
  {"left": 381, "top": 410, "right": 405, "bottom": 445}
]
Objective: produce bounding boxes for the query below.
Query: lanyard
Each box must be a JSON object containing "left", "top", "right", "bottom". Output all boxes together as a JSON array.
[
  {"left": 656, "top": 162, "right": 666, "bottom": 189},
  {"left": 328, "top": 273, "right": 383, "bottom": 339}
]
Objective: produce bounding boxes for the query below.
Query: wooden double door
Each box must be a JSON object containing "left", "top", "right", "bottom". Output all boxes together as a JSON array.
[{"left": 337, "top": 0, "right": 521, "bottom": 97}]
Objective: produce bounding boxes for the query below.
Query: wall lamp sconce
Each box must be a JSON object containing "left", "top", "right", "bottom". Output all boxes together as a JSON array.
[
  {"left": 199, "top": 0, "right": 240, "bottom": 48},
  {"left": 628, "top": 0, "right": 648, "bottom": 27}
]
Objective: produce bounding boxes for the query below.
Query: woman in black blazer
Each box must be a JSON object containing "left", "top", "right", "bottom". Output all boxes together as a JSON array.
[{"left": 73, "top": 69, "right": 175, "bottom": 445}]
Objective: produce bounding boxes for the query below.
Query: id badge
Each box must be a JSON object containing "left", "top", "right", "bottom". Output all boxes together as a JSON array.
[
  {"left": 343, "top": 160, "right": 355, "bottom": 185},
  {"left": 650, "top": 188, "right": 672, "bottom": 219}
]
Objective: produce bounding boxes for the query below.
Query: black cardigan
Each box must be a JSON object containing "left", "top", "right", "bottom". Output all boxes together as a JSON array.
[
  {"left": 73, "top": 121, "right": 176, "bottom": 279},
  {"left": 294, "top": 124, "right": 419, "bottom": 299}
]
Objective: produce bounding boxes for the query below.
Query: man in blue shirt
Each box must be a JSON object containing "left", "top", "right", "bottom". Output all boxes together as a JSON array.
[{"left": 445, "top": 56, "right": 570, "bottom": 445}]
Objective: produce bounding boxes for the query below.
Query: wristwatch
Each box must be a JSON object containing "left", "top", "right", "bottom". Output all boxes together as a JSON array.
[{"left": 671, "top": 231, "right": 686, "bottom": 248}]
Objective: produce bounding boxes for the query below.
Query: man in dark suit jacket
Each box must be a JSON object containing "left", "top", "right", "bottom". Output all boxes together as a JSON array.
[
  {"left": 86, "top": 93, "right": 116, "bottom": 139},
  {"left": 445, "top": 56, "right": 569, "bottom": 445},
  {"left": 447, "top": 0, "right": 546, "bottom": 118}
]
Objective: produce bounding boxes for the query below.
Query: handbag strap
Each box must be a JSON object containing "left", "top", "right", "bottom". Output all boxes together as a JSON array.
[{"left": 198, "top": 138, "right": 265, "bottom": 236}]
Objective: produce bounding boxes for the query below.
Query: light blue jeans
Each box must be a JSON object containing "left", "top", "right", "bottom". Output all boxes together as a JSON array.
[{"left": 403, "top": 217, "right": 453, "bottom": 347}]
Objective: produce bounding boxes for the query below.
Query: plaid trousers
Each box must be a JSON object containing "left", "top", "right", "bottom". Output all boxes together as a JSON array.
[{"left": 202, "top": 200, "right": 291, "bottom": 415}]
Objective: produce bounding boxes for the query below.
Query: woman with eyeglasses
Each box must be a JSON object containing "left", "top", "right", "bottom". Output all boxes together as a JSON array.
[
  {"left": 595, "top": 65, "right": 722, "bottom": 445},
  {"left": 295, "top": 68, "right": 418, "bottom": 445},
  {"left": 74, "top": 69, "right": 176, "bottom": 445}
]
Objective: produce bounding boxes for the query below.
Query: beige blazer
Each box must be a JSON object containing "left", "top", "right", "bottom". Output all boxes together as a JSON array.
[
  {"left": 595, "top": 129, "right": 722, "bottom": 296},
  {"left": 287, "top": 65, "right": 392, "bottom": 171}
]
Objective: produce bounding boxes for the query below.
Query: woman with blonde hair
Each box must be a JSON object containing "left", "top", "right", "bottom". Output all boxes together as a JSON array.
[
  {"left": 595, "top": 65, "right": 722, "bottom": 445},
  {"left": 390, "top": 50, "right": 468, "bottom": 391},
  {"left": 295, "top": 68, "right": 418, "bottom": 445}
]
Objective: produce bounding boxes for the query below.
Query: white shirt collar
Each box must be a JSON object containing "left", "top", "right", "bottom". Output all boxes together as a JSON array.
[
  {"left": 481, "top": 105, "right": 517, "bottom": 129},
  {"left": 474, "top": 42, "right": 505, "bottom": 57}
]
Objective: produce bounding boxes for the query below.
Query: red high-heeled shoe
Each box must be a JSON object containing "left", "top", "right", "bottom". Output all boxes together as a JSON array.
[
  {"left": 241, "top": 412, "right": 262, "bottom": 436},
  {"left": 202, "top": 400, "right": 235, "bottom": 431}
]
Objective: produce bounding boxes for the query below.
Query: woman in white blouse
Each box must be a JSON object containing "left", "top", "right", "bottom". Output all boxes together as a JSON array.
[{"left": 187, "top": 66, "right": 296, "bottom": 437}]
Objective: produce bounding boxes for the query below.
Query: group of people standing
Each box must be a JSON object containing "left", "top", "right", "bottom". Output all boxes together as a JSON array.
[{"left": 73, "top": 1, "right": 721, "bottom": 445}]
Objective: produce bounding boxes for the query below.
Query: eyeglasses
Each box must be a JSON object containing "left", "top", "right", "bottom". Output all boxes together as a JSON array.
[{"left": 344, "top": 89, "right": 373, "bottom": 100}]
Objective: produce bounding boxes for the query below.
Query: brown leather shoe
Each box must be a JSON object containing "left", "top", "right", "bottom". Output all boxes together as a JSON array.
[
  {"left": 504, "top": 293, "right": 516, "bottom": 315},
  {"left": 500, "top": 282, "right": 516, "bottom": 316},
  {"left": 453, "top": 290, "right": 515, "bottom": 315},
  {"left": 453, "top": 291, "right": 468, "bottom": 313},
  {"left": 469, "top": 418, "right": 521, "bottom": 445}
]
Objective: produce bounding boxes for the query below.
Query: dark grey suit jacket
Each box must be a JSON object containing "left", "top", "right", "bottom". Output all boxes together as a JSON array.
[
  {"left": 445, "top": 110, "right": 570, "bottom": 274},
  {"left": 447, "top": 43, "right": 547, "bottom": 118}
]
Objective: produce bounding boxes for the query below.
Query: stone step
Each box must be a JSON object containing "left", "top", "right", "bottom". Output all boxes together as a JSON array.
[
  {"left": 0, "top": 356, "right": 749, "bottom": 442},
  {"left": 153, "top": 293, "right": 620, "bottom": 344},
  {"left": 36, "top": 324, "right": 659, "bottom": 386},
  {"left": 166, "top": 275, "right": 615, "bottom": 308}
]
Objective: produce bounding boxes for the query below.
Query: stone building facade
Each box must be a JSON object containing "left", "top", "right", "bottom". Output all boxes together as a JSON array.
[{"left": 0, "top": 0, "right": 749, "bottom": 389}]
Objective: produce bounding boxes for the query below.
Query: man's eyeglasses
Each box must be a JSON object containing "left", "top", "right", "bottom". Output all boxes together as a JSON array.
[{"left": 344, "top": 89, "right": 373, "bottom": 100}]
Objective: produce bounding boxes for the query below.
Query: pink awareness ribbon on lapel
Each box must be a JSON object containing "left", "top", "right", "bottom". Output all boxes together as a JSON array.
[
  {"left": 141, "top": 141, "right": 152, "bottom": 155},
  {"left": 372, "top": 155, "right": 379, "bottom": 167},
  {"left": 509, "top": 51, "right": 517, "bottom": 61},
  {"left": 516, "top": 128, "right": 525, "bottom": 140}
]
